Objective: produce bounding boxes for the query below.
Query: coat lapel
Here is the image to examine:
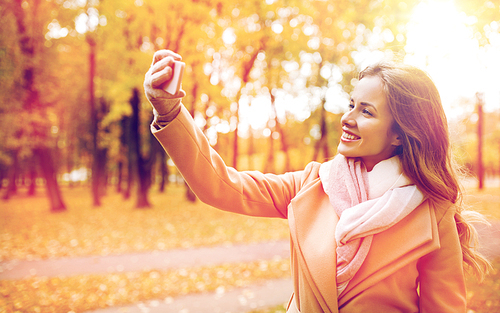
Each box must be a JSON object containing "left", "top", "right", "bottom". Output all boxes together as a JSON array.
[
  {"left": 339, "top": 199, "right": 440, "bottom": 305},
  {"left": 288, "top": 178, "right": 339, "bottom": 312},
  {"left": 289, "top": 183, "right": 441, "bottom": 311}
]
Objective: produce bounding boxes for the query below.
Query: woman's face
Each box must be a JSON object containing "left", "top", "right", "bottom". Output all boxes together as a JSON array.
[{"left": 338, "top": 75, "right": 401, "bottom": 171}]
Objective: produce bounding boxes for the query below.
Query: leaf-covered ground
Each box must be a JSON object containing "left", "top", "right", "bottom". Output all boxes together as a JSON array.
[
  {"left": 0, "top": 184, "right": 291, "bottom": 312},
  {"left": 466, "top": 258, "right": 500, "bottom": 313},
  {"left": 1, "top": 184, "right": 499, "bottom": 312},
  {"left": 0, "top": 257, "right": 291, "bottom": 312},
  {"left": 0, "top": 185, "right": 289, "bottom": 261}
]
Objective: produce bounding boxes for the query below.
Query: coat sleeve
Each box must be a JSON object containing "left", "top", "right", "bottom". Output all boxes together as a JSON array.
[
  {"left": 151, "top": 105, "right": 310, "bottom": 219},
  {"left": 417, "top": 203, "right": 466, "bottom": 313}
]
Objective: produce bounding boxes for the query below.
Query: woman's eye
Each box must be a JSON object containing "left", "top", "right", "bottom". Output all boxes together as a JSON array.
[
  {"left": 363, "top": 108, "right": 373, "bottom": 116},
  {"left": 348, "top": 103, "right": 354, "bottom": 110}
]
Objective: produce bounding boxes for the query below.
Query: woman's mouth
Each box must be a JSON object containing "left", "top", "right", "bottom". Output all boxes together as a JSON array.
[{"left": 341, "top": 131, "right": 361, "bottom": 141}]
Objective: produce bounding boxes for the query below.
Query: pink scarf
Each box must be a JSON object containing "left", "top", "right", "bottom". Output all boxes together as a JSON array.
[{"left": 319, "top": 154, "right": 424, "bottom": 295}]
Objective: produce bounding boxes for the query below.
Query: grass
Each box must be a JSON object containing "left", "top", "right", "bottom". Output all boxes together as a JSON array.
[{"left": 0, "top": 184, "right": 499, "bottom": 312}]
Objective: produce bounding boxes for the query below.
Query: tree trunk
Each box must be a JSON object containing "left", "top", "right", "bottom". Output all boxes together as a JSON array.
[
  {"left": 97, "top": 148, "right": 108, "bottom": 197},
  {"left": 158, "top": 152, "right": 169, "bottom": 193},
  {"left": 231, "top": 49, "right": 260, "bottom": 170},
  {"left": 27, "top": 156, "right": 37, "bottom": 196},
  {"left": 129, "top": 88, "right": 151, "bottom": 208},
  {"left": 124, "top": 155, "right": 133, "bottom": 200},
  {"left": 0, "top": 165, "right": 5, "bottom": 191},
  {"left": 2, "top": 150, "right": 18, "bottom": 200},
  {"left": 277, "top": 119, "right": 291, "bottom": 172},
  {"left": 65, "top": 122, "right": 75, "bottom": 188},
  {"left": 142, "top": 127, "right": 160, "bottom": 198},
  {"left": 267, "top": 93, "right": 291, "bottom": 173},
  {"left": 181, "top": 91, "right": 198, "bottom": 202},
  {"left": 116, "top": 161, "right": 123, "bottom": 193},
  {"left": 312, "top": 101, "right": 330, "bottom": 162},
  {"left": 12, "top": 0, "right": 66, "bottom": 212},
  {"left": 264, "top": 127, "right": 275, "bottom": 173},
  {"left": 232, "top": 107, "right": 240, "bottom": 170},
  {"left": 88, "top": 36, "right": 101, "bottom": 206},
  {"left": 476, "top": 92, "right": 484, "bottom": 190},
  {"left": 248, "top": 129, "right": 255, "bottom": 171},
  {"left": 137, "top": 159, "right": 150, "bottom": 208},
  {"left": 120, "top": 116, "right": 132, "bottom": 199},
  {"left": 35, "top": 147, "right": 66, "bottom": 212}
]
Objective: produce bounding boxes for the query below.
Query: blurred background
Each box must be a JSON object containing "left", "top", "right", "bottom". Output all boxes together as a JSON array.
[
  {"left": 0, "top": 0, "right": 499, "bottom": 312},
  {"left": 1, "top": 0, "right": 499, "bottom": 209}
]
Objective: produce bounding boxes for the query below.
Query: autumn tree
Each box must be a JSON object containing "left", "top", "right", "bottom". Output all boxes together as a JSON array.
[{"left": 1, "top": 0, "right": 74, "bottom": 212}]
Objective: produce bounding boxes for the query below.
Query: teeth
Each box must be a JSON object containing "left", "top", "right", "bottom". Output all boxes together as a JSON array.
[{"left": 342, "top": 131, "right": 360, "bottom": 140}]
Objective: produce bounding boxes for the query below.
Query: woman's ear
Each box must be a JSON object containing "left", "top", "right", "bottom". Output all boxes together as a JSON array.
[{"left": 391, "top": 134, "right": 402, "bottom": 147}]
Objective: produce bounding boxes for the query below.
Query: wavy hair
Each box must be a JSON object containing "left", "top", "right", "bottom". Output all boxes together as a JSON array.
[{"left": 359, "top": 62, "right": 491, "bottom": 279}]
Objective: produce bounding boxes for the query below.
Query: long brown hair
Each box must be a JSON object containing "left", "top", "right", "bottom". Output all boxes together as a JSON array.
[{"left": 359, "top": 62, "right": 491, "bottom": 279}]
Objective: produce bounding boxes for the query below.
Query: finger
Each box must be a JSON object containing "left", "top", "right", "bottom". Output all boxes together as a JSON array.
[
  {"left": 150, "top": 56, "right": 174, "bottom": 76},
  {"left": 151, "top": 66, "right": 173, "bottom": 88},
  {"left": 152, "top": 50, "right": 182, "bottom": 66}
]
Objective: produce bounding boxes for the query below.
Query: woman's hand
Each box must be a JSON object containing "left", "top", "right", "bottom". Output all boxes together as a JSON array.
[{"left": 144, "top": 50, "right": 186, "bottom": 116}]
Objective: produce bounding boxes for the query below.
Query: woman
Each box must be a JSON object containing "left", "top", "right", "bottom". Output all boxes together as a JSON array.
[{"left": 143, "top": 50, "right": 490, "bottom": 312}]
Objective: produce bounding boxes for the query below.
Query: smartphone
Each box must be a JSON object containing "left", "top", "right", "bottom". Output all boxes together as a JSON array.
[{"left": 163, "top": 61, "right": 185, "bottom": 95}]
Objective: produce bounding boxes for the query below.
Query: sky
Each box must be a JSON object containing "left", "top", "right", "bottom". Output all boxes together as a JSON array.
[
  {"left": 403, "top": 0, "right": 500, "bottom": 119},
  {"left": 330, "top": 0, "right": 500, "bottom": 121}
]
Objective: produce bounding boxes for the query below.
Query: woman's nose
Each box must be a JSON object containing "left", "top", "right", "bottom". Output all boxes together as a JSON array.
[{"left": 341, "top": 110, "right": 356, "bottom": 127}]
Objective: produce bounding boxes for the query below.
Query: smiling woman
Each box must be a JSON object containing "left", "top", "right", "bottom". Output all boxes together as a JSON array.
[{"left": 144, "top": 48, "right": 491, "bottom": 312}]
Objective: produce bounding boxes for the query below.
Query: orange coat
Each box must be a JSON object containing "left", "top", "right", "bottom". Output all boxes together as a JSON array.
[{"left": 152, "top": 106, "right": 466, "bottom": 312}]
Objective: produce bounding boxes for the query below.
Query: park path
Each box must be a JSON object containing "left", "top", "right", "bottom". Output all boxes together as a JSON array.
[
  {"left": 86, "top": 278, "right": 293, "bottom": 313},
  {"left": 0, "top": 222, "right": 499, "bottom": 313},
  {"left": 0, "top": 241, "right": 293, "bottom": 313},
  {"left": 0, "top": 241, "right": 290, "bottom": 280}
]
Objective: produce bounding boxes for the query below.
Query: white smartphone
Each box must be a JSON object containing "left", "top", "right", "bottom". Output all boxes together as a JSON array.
[{"left": 163, "top": 61, "right": 185, "bottom": 95}]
